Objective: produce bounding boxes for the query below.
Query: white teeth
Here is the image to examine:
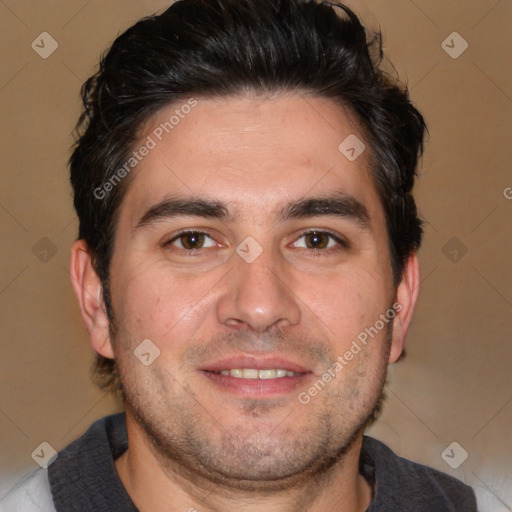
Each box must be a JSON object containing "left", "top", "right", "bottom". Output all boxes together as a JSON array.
[
  {"left": 242, "top": 369, "right": 259, "bottom": 379},
  {"left": 217, "top": 368, "right": 296, "bottom": 379}
]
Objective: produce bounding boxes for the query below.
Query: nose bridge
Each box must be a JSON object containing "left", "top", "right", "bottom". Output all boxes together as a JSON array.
[{"left": 216, "top": 240, "right": 302, "bottom": 332}]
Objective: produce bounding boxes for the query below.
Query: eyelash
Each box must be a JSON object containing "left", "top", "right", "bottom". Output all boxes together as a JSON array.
[
  {"left": 163, "top": 229, "right": 348, "bottom": 256},
  {"left": 164, "top": 229, "right": 218, "bottom": 254},
  {"left": 296, "top": 230, "right": 349, "bottom": 256}
]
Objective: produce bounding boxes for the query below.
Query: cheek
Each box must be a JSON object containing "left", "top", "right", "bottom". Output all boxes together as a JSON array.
[
  {"left": 110, "top": 261, "right": 220, "bottom": 345},
  {"left": 301, "top": 266, "right": 390, "bottom": 347}
]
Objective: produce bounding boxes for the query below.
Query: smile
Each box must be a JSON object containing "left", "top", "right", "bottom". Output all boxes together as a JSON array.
[{"left": 216, "top": 368, "right": 298, "bottom": 379}]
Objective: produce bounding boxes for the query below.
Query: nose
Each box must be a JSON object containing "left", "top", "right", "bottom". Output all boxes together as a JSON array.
[{"left": 216, "top": 246, "right": 302, "bottom": 333}]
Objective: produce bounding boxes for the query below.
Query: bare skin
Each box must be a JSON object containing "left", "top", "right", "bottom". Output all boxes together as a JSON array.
[{"left": 70, "top": 93, "right": 419, "bottom": 512}]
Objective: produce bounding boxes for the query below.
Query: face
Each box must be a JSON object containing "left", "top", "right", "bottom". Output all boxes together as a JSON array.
[{"left": 88, "top": 94, "right": 411, "bottom": 489}]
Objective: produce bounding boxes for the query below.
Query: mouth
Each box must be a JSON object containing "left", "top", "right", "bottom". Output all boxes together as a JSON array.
[
  {"left": 215, "top": 368, "right": 299, "bottom": 379},
  {"left": 199, "top": 356, "right": 313, "bottom": 398}
]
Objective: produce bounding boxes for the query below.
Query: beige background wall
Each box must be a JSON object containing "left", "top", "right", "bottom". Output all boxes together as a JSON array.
[{"left": 0, "top": 1, "right": 510, "bottom": 510}]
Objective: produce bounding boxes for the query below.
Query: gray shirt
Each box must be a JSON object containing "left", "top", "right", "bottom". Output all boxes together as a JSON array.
[{"left": 1, "top": 412, "right": 477, "bottom": 511}]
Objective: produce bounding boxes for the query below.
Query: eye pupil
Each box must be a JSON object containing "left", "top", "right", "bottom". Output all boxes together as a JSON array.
[
  {"left": 306, "top": 231, "right": 328, "bottom": 249},
  {"left": 181, "top": 232, "right": 204, "bottom": 249}
]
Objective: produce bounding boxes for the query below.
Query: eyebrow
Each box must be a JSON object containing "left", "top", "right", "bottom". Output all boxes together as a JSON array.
[
  {"left": 279, "top": 194, "right": 370, "bottom": 228},
  {"left": 135, "top": 193, "right": 370, "bottom": 230},
  {"left": 136, "top": 198, "right": 233, "bottom": 228}
]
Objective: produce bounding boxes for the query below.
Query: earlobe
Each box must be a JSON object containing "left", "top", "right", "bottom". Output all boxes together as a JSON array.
[
  {"left": 69, "top": 240, "right": 115, "bottom": 359},
  {"left": 389, "top": 253, "right": 420, "bottom": 363}
]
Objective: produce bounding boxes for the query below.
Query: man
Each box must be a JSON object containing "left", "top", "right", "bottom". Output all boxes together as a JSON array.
[{"left": 1, "top": 0, "right": 477, "bottom": 510}]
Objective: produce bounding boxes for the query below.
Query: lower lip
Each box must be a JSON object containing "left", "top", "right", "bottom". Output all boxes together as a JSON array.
[{"left": 201, "top": 371, "right": 312, "bottom": 398}]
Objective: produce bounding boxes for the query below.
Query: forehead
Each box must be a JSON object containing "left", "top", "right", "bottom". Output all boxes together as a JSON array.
[{"left": 118, "top": 94, "right": 382, "bottom": 225}]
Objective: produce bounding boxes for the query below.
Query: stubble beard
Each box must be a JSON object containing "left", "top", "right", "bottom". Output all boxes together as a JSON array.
[{"left": 114, "top": 324, "right": 392, "bottom": 494}]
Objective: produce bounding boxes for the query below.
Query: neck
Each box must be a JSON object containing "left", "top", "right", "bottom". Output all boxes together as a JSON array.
[{"left": 115, "top": 413, "right": 373, "bottom": 512}]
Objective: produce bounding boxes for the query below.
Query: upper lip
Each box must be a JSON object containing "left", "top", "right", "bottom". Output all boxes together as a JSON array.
[{"left": 200, "top": 355, "right": 311, "bottom": 374}]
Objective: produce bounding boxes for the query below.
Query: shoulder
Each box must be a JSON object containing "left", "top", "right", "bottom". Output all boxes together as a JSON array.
[
  {"left": 0, "top": 469, "right": 56, "bottom": 512},
  {"left": 362, "top": 436, "right": 477, "bottom": 511},
  {"left": 47, "top": 413, "right": 136, "bottom": 512}
]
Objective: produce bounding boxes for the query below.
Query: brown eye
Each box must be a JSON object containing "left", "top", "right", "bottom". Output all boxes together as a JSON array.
[
  {"left": 304, "top": 231, "right": 330, "bottom": 249},
  {"left": 180, "top": 232, "right": 205, "bottom": 249},
  {"left": 291, "top": 230, "right": 347, "bottom": 254},
  {"left": 168, "top": 231, "right": 216, "bottom": 250}
]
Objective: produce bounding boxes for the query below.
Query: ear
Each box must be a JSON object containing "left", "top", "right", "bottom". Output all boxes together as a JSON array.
[
  {"left": 388, "top": 252, "right": 420, "bottom": 363},
  {"left": 69, "top": 240, "right": 114, "bottom": 359}
]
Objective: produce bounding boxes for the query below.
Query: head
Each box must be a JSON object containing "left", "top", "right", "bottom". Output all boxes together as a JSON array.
[{"left": 70, "top": 0, "right": 424, "bottom": 490}]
